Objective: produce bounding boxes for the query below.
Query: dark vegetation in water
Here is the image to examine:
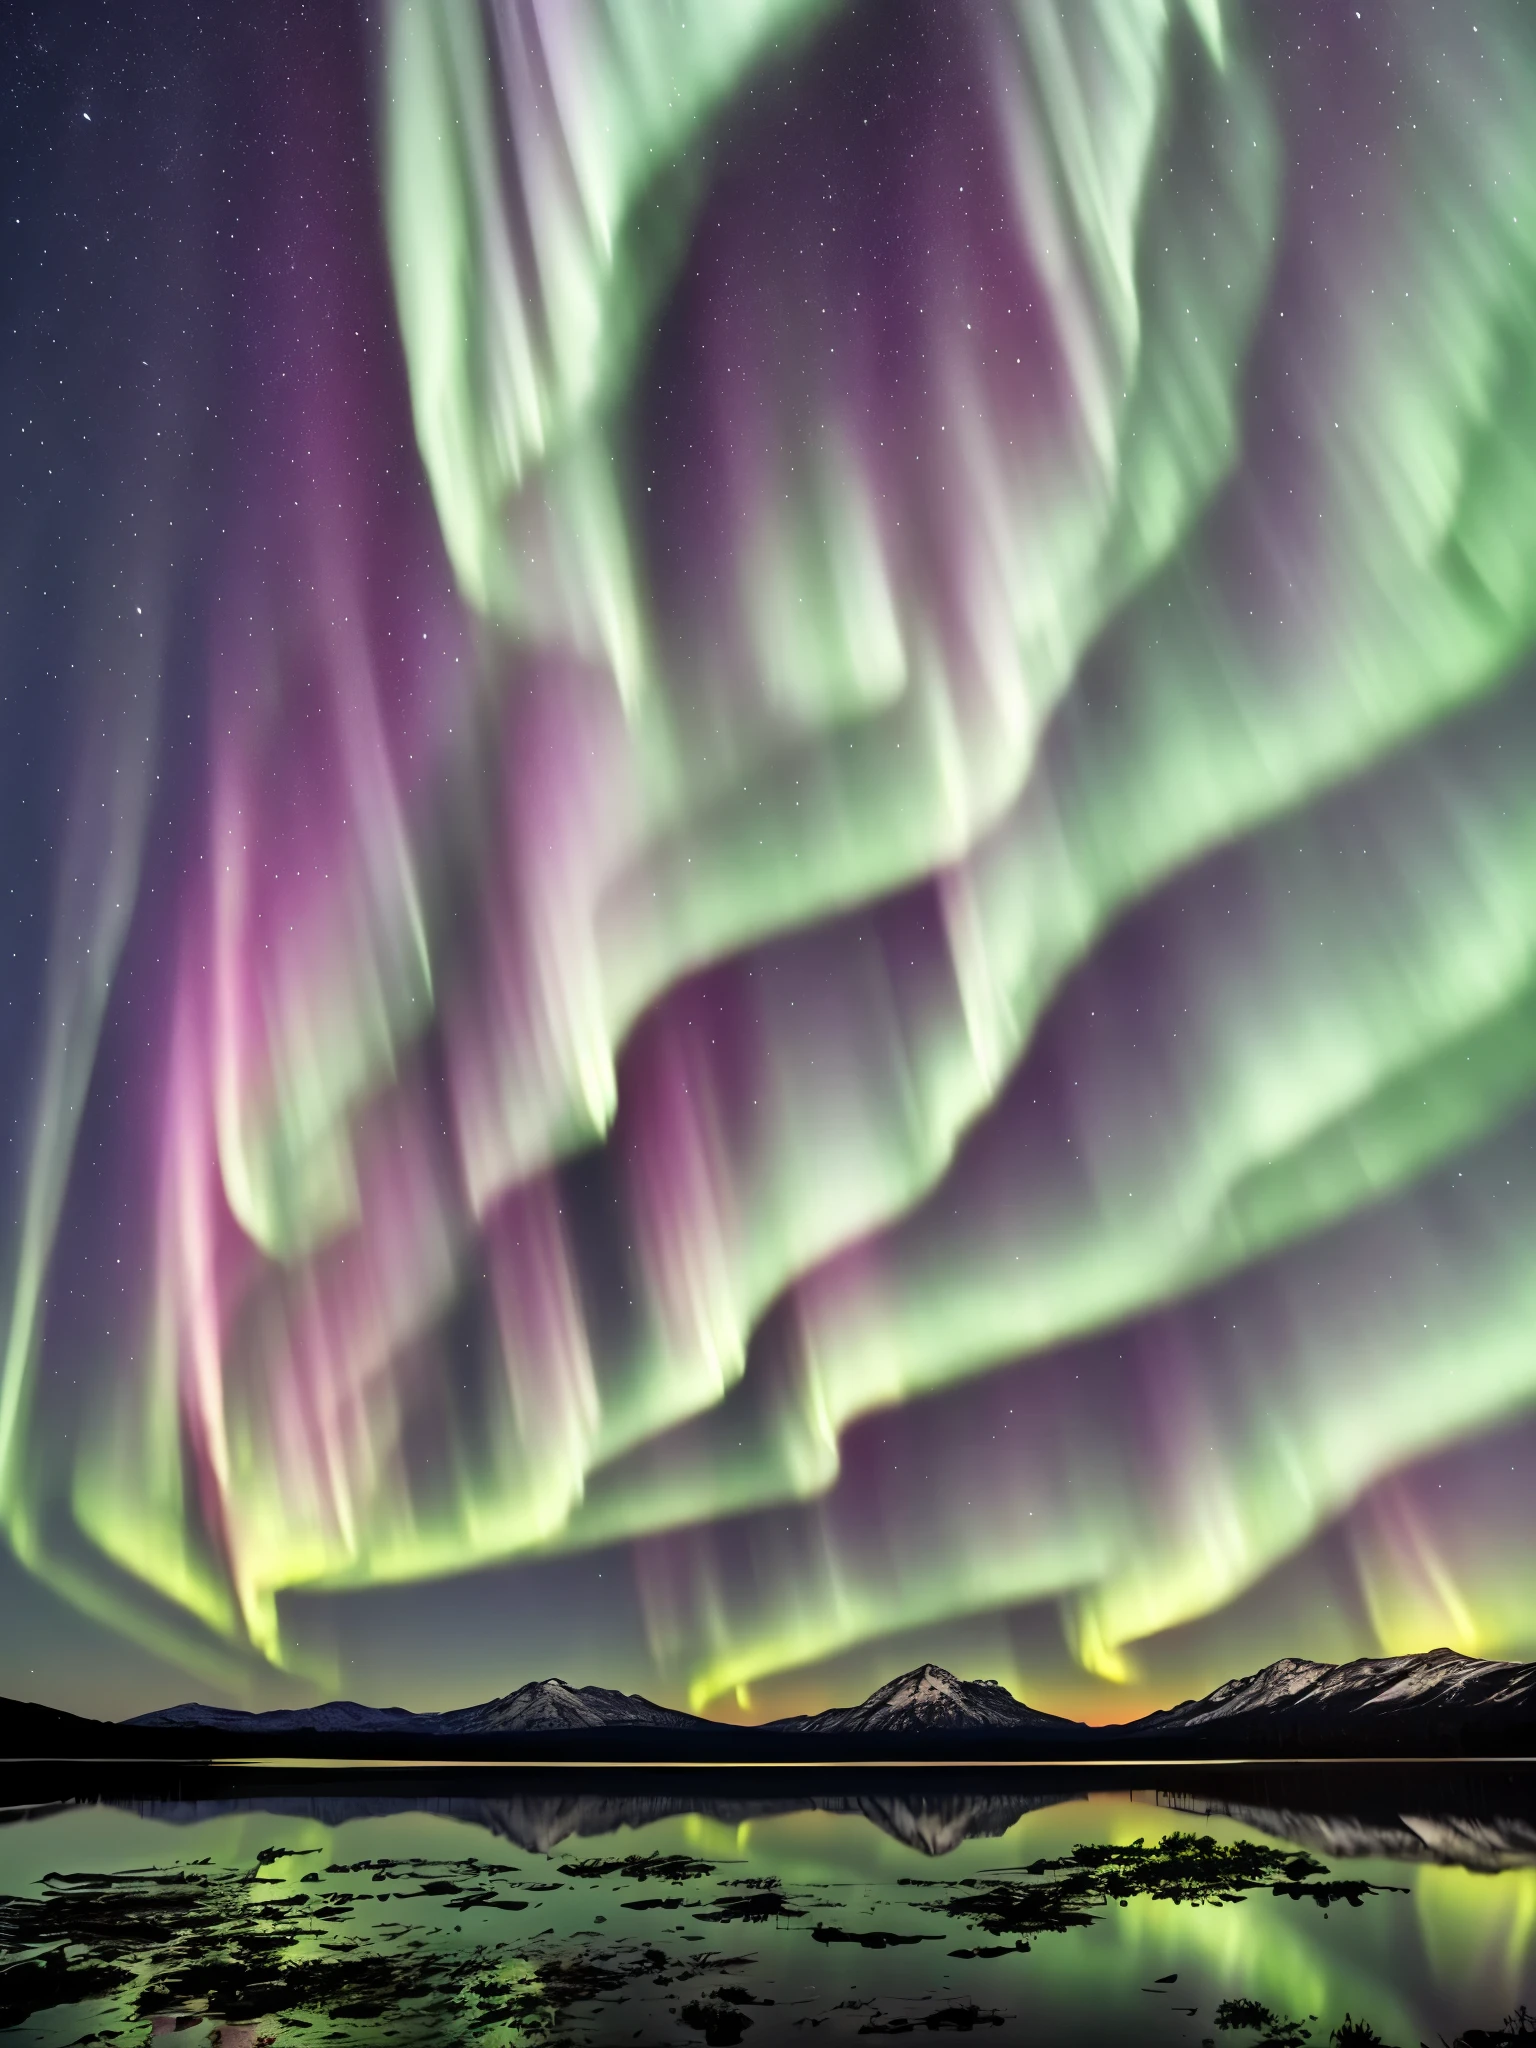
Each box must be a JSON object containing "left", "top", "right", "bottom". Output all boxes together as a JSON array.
[
  {"left": 903, "top": 1832, "right": 1405, "bottom": 1949},
  {"left": 677, "top": 1993, "right": 766, "bottom": 2044},
  {"left": 1212, "top": 1995, "right": 1316, "bottom": 2046},
  {"left": 1205, "top": 1995, "right": 1536, "bottom": 2047},
  {"left": 0, "top": 1849, "right": 750, "bottom": 2038},
  {"left": 0, "top": 1829, "right": 1516, "bottom": 2045},
  {"left": 854, "top": 2007, "right": 1006, "bottom": 2034},
  {"left": 1456, "top": 2009, "right": 1536, "bottom": 2048}
]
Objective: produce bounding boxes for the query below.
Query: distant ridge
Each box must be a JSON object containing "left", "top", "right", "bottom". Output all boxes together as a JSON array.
[
  {"left": 128, "top": 1678, "right": 705, "bottom": 1739},
  {"left": 3, "top": 1649, "right": 1534, "bottom": 1759}
]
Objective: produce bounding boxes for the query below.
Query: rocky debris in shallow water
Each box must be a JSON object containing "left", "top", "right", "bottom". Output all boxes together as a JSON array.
[
  {"left": 856, "top": 2006, "right": 1006, "bottom": 2034},
  {"left": 560, "top": 1850, "right": 716, "bottom": 1882},
  {"left": 679, "top": 1997, "right": 756, "bottom": 2044},
  {"left": 695, "top": 1886, "right": 805, "bottom": 1923},
  {"left": 812, "top": 1924, "right": 943, "bottom": 1949}
]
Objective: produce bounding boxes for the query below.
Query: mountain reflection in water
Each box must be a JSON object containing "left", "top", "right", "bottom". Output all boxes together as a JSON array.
[
  {"left": 114, "top": 1787, "right": 1073, "bottom": 1859},
  {"left": 0, "top": 1769, "right": 1533, "bottom": 2045}
]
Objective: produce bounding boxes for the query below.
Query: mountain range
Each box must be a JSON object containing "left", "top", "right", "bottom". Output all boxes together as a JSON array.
[
  {"left": 3, "top": 1649, "right": 1534, "bottom": 1759},
  {"left": 127, "top": 1677, "right": 703, "bottom": 1740},
  {"left": 1128, "top": 1646, "right": 1536, "bottom": 1747}
]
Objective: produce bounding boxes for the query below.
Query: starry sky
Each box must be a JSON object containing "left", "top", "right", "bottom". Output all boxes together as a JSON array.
[{"left": 4, "top": 0, "right": 1536, "bottom": 1725}]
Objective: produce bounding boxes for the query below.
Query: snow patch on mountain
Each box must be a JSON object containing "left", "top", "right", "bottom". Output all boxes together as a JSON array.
[{"left": 1134, "top": 1658, "right": 1335, "bottom": 1730}]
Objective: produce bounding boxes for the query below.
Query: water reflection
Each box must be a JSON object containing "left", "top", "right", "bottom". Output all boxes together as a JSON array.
[
  {"left": 0, "top": 1770, "right": 1533, "bottom": 2044},
  {"left": 1159, "top": 1791, "right": 1536, "bottom": 1875}
]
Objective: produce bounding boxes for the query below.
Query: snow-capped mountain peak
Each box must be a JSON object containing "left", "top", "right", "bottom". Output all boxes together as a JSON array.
[
  {"left": 1138, "top": 1658, "right": 1335, "bottom": 1730},
  {"left": 439, "top": 1678, "right": 700, "bottom": 1735},
  {"left": 767, "top": 1664, "right": 1086, "bottom": 1737}
]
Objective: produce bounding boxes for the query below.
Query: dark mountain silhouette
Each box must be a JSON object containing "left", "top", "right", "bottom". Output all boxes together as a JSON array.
[{"left": 0, "top": 1696, "right": 115, "bottom": 1754}]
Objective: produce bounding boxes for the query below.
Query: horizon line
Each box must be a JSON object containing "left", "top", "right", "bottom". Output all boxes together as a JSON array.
[{"left": 3, "top": 1752, "right": 1536, "bottom": 1772}]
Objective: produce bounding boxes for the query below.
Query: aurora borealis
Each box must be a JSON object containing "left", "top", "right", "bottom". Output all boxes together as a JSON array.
[{"left": 5, "top": 0, "right": 1536, "bottom": 1722}]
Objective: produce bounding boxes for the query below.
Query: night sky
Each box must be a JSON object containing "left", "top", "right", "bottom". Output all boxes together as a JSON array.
[{"left": 4, "top": 0, "right": 1536, "bottom": 1726}]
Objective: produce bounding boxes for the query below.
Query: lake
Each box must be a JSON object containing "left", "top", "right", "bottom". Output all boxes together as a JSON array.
[{"left": 2, "top": 1768, "right": 1534, "bottom": 2044}]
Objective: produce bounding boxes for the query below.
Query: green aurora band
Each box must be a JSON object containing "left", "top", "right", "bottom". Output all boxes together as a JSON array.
[{"left": 5, "top": 0, "right": 1536, "bottom": 1712}]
